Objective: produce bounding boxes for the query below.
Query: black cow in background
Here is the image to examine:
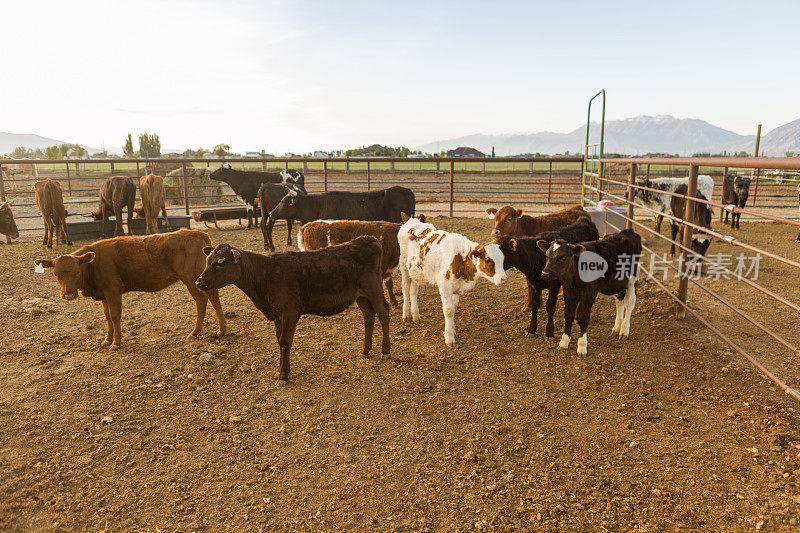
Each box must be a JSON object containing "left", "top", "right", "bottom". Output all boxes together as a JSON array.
[
  {"left": 669, "top": 183, "right": 713, "bottom": 258},
  {"left": 264, "top": 186, "right": 415, "bottom": 251},
  {"left": 209, "top": 164, "right": 306, "bottom": 229},
  {"left": 721, "top": 174, "right": 751, "bottom": 230}
]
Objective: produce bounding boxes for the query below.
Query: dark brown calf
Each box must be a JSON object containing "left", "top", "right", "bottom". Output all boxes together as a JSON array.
[
  {"left": 485, "top": 203, "right": 588, "bottom": 309},
  {"left": 195, "top": 236, "right": 389, "bottom": 384},
  {"left": 99, "top": 176, "right": 137, "bottom": 237},
  {"left": 34, "top": 229, "right": 226, "bottom": 349},
  {"left": 296, "top": 218, "right": 425, "bottom": 308},
  {"left": 34, "top": 179, "right": 71, "bottom": 248}
]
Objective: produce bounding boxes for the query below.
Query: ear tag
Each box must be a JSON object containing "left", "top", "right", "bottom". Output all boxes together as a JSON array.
[
  {"left": 487, "top": 213, "right": 495, "bottom": 220},
  {"left": 471, "top": 256, "right": 478, "bottom": 266},
  {"left": 35, "top": 264, "right": 45, "bottom": 274},
  {"left": 725, "top": 204, "right": 736, "bottom": 212}
]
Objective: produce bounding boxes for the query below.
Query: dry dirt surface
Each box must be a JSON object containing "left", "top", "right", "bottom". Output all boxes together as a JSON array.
[{"left": 2, "top": 218, "right": 800, "bottom": 531}]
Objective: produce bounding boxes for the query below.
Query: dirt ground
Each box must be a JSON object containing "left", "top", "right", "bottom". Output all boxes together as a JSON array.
[{"left": 2, "top": 217, "right": 800, "bottom": 532}]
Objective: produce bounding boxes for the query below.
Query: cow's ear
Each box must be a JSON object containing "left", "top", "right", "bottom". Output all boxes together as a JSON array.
[
  {"left": 572, "top": 244, "right": 586, "bottom": 256},
  {"left": 77, "top": 251, "right": 96, "bottom": 264},
  {"left": 400, "top": 212, "right": 410, "bottom": 223},
  {"left": 509, "top": 238, "right": 517, "bottom": 251},
  {"left": 514, "top": 209, "right": 525, "bottom": 218},
  {"left": 536, "top": 240, "right": 549, "bottom": 252},
  {"left": 485, "top": 207, "right": 497, "bottom": 219},
  {"left": 34, "top": 259, "right": 54, "bottom": 269},
  {"left": 203, "top": 246, "right": 214, "bottom": 256},
  {"left": 231, "top": 249, "right": 242, "bottom": 263},
  {"left": 417, "top": 214, "right": 426, "bottom": 223}
]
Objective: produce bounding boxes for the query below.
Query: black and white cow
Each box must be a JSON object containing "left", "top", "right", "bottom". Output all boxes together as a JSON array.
[
  {"left": 539, "top": 228, "right": 642, "bottom": 356},
  {"left": 209, "top": 165, "right": 306, "bottom": 229},
  {"left": 634, "top": 175, "right": 714, "bottom": 234},
  {"left": 669, "top": 183, "right": 713, "bottom": 258},
  {"left": 721, "top": 174, "right": 751, "bottom": 230}
]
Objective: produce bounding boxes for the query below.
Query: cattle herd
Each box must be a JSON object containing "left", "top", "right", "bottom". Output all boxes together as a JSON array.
[{"left": 0, "top": 166, "right": 768, "bottom": 383}]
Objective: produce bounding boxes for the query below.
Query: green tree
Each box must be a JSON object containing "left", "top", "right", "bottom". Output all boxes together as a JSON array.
[
  {"left": 58, "top": 144, "right": 71, "bottom": 158},
  {"left": 138, "top": 133, "right": 161, "bottom": 158},
  {"left": 44, "top": 145, "right": 60, "bottom": 159},
  {"left": 123, "top": 134, "right": 135, "bottom": 157},
  {"left": 213, "top": 144, "right": 231, "bottom": 158}
]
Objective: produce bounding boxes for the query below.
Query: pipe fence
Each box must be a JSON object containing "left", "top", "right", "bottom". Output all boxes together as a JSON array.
[
  {"left": 0, "top": 156, "right": 583, "bottom": 231},
  {"left": 589, "top": 157, "right": 800, "bottom": 402}
]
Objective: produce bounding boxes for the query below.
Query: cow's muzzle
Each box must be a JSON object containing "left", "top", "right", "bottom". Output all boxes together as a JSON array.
[
  {"left": 490, "top": 229, "right": 500, "bottom": 238},
  {"left": 540, "top": 270, "right": 557, "bottom": 282},
  {"left": 195, "top": 278, "right": 210, "bottom": 291}
]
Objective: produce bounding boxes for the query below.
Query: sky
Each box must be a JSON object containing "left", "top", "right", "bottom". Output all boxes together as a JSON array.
[{"left": 1, "top": 0, "right": 798, "bottom": 154}]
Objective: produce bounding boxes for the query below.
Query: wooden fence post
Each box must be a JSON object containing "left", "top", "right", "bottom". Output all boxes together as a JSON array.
[
  {"left": 182, "top": 162, "right": 190, "bottom": 215},
  {"left": 261, "top": 150, "right": 267, "bottom": 171},
  {"left": 136, "top": 162, "right": 140, "bottom": 179},
  {"left": 323, "top": 161, "right": 328, "bottom": 192},
  {"left": 529, "top": 161, "right": 534, "bottom": 177},
  {"left": 65, "top": 162, "right": 72, "bottom": 196},
  {"left": 547, "top": 161, "right": 552, "bottom": 203},
  {"left": 0, "top": 169, "right": 5, "bottom": 202},
  {"left": 366, "top": 161, "right": 371, "bottom": 191},
  {"left": 676, "top": 164, "right": 698, "bottom": 318},
  {"left": 449, "top": 160, "right": 454, "bottom": 217}
]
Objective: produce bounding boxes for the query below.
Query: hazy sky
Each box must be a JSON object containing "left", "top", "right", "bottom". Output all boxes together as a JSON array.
[{"left": 2, "top": 0, "right": 797, "bottom": 153}]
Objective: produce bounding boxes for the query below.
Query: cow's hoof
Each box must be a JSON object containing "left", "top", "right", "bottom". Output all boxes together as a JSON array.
[
  {"left": 558, "top": 334, "right": 570, "bottom": 349},
  {"left": 211, "top": 330, "right": 225, "bottom": 338},
  {"left": 276, "top": 379, "right": 288, "bottom": 387},
  {"left": 109, "top": 344, "right": 121, "bottom": 350},
  {"left": 101, "top": 339, "right": 112, "bottom": 346}
]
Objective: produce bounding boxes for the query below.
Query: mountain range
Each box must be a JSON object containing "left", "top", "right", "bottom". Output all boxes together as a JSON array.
[{"left": 416, "top": 115, "right": 800, "bottom": 157}]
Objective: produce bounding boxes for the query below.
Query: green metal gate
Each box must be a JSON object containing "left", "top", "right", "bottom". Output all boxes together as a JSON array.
[{"left": 582, "top": 89, "right": 606, "bottom": 206}]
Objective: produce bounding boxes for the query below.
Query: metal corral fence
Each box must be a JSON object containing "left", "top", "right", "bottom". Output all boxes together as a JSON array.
[
  {"left": 0, "top": 156, "right": 584, "bottom": 232},
  {"left": 585, "top": 157, "right": 800, "bottom": 402}
]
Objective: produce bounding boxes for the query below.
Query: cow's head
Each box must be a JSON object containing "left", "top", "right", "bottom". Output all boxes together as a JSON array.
[
  {"left": 539, "top": 239, "right": 581, "bottom": 282},
  {"left": 269, "top": 188, "right": 304, "bottom": 221},
  {"left": 34, "top": 251, "right": 96, "bottom": 300},
  {"left": 0, "top": 202, "right": 19, "bottom": 240},
  {"left": 733, "top": 176, "right": 752, "bottom": 199},
  {"left": 465, "top": 243, "right": 508, "bottom": 285},
  {"left": 208, "top": 164, "right": 233, "bottom": 182},
  {"left": 492, "top": 235, "right": 522, "bottom": 271},
  {"left": 195, "top": 244, "right": 243, "bottom": 291},
  {"left": 280, "top": 169, "right": 306, "bottom": 191},
  {"left": 691, "top": 233, "right": 712, "bottom": 257},
  {"left": 485, "top": 206, "right": 524, "bottom": 238}
]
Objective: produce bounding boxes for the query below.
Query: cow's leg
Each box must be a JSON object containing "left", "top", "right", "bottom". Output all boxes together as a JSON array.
[
  {"left": 356, "top": 296, "right": 375, "bottom": 355},
  {"left": 575, "top": 293, "right": 597, "bottom": 356},
  {"left": 41, "top": 214, "right": 50, "bottom": 246},
  {"left": 107, "top": 294, "right": 123, "bottom": 349},
  {"left": 264, "top": 216, "right": 277, "bottom": 252},
  {"left": 101, "top": 300, "right": 114, "bottom": 346},
  {"left": 612, "top": 294, "right": 624, "bottom": 336},
  {"left": 161, "top": 203, "right": 172, "bottom": 231},
  {"left": 526, "top": 285, "right": 542, "bottom": 335},
  {"left": 61, "top": 213, "right": 72, "bottom": 245},
  {"left": 384, "top": 273, "right": 398, "bottom": 308},
  {"left": 366, "top": 280, "right": 391, "bottom": 356},
  {"left": 620, "top": 277, "right": 637, "bottom": 339},
  {"left": 206, "top": 288, "right": 227, "bottom": 337},
  {"left": 277, "top": 312, "right": 299, "bottom": 384},
  {"left": 670, "top": 221, "right": 678, "bottom": 256},
  {"left": 544, "top": 283, "right": 559, "bottom": 337},
  {"left": 401, "top": 266, "right": 412, "bottom": 322},
  {"left": 559, "top": 294, "right": 579, "bottom": 349},
  {"left": 286, "top": 219, "right": 292, "bottom": 246},
  {"left": 246, "top": 203, "right": 254, "bottom": 229},
  {"left": 113, "top": 203, "right": 124, "bottom": 236},
  {"left": 126, "top": 201, "right": 134, "bottom": 235},
  {"left": 184, "top": 282, "right": 208, "bottom": 339},
  {"left": 656, "top": 214, "right": 664, "bottom": 234},
  {"left": 723, "top": 209, "right": 729, "bottom": 224},
  {"left": 100, "top": 204, "right": 108, "bottom": 238},
  {"left": 409, "top": 281, "right": 420, "bottom": 323},
  {"left": 522, "top": 281, "right": 534, "bottom": 311},
  {"left": 438, "top": 284, "right": 457, "bottom": 346}
]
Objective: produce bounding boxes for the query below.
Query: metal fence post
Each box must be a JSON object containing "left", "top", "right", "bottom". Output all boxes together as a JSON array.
[
  {"left": 261, "top": 151, "right": 267, "bottom": 171},
  {"left": 449, "top": 160, "right": 454, "bottom": 217},
  {"left": 65, "top": 162, "right": 72, "bottom": 196},
  {"left": 530, "top": 161, "right": 534, "bottom": 177},
  {"left": 482, "top": 161, "right": 486, "bottom": 176},
  {"left": 303, "top": 160, "right": 308, "bottom": 173},
  {"left": 596, "top": 161, "right": 604, "bottom": 204},
  {"left": 182, "top": 162, "right": 190, "bottom": 215},
  {"left": 390, "top": 160, "right": 395, "bottom": 174},
  {"left": 720, "top": 167, "right": 728, "bottom": 221},
  {"left": 345, "top": 159, "right": 350, "bottom": 173},
  {"left": 366, "top": 161, "right": 371, "bottom": 191},
  {"left": 136, "top": 162, "right": 140, "bottom": 179},
  {"left": 0, "top": 170, "right": 5, "bottom": 202},
  {"left": 626, "top": 163, "right": 637, "bottom": 229},
  {"left": 676, "top": 164, "right": 698, "bottom": 318},
  {"left": 547, "top": 161, "right": 552, "bottom": 203},
  {"left": 323, "top": 161, "right": 328, "bottom": 192},
  {"left": 110, "top": 161, "right": 115, "bottom": 174}
]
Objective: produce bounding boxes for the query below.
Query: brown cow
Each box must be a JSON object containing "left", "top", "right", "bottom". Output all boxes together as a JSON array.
[
  {"left": 34, "top": 179, "right": 71, "bottom": 248},
  {"left": 0, "top": 201, "right": 19, "bottom": 243},
  {"left": 34, "top": 229, "right": 226, "bottom": 349},
  {"left": 140, "top": 173, "right": 172, "bottom": 234},
  {"left": 485, "top": 204, "right": 588, "bottom": 309},
  {"left": 296, "top": 217, "right": 426, "bottom": 307},
  {"left": 99, "top": 176, "right": 137, "bottom": 237}
]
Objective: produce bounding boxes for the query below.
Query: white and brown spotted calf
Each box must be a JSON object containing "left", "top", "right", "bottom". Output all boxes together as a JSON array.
[{"left": 398, "top": 213, "right": 507, "bottom": 346}]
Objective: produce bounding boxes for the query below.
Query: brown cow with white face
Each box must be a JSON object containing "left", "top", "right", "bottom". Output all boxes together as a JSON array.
[{"left": 34, "top": 229, "right": 226, "bottom": 349}]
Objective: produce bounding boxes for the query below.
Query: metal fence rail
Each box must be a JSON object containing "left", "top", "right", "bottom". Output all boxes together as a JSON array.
[{"left": 591, "top": 156, "right": 800, "bottom": 402}]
